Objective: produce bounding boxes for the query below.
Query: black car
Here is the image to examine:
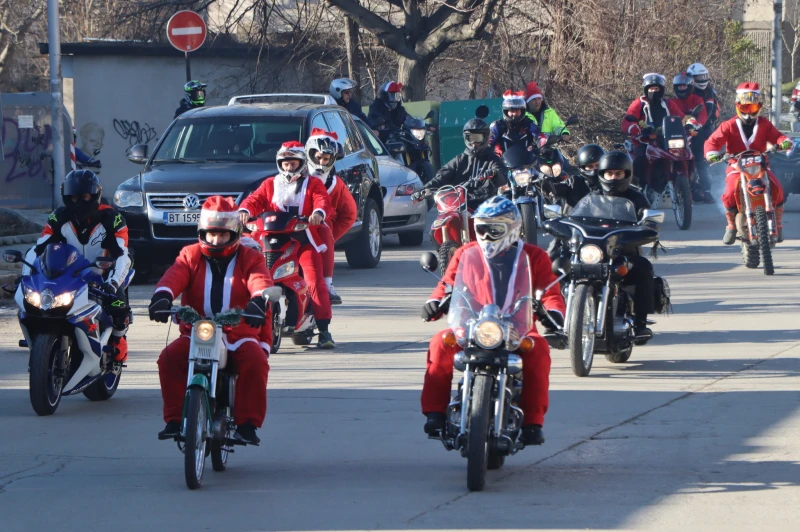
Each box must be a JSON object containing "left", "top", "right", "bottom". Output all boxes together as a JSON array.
[{"left": 113, "top": 99, "right": 384, "bottom": 277}]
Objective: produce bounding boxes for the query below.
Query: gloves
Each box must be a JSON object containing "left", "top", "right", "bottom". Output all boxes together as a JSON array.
[
  {"left": 149, "top": 292, "right": 173, "bottom": 323},
  {"left": 243, "top": 296, "right": 267, "bottom": 328},
  {"left": 780, "top": 140, "right": 793, "bottom": 151},
  {"left": 707, "top": 153, "right": 721, "bottom": 164},
  {"left": 100, "top": 281, "right": 118, "bottom": 297},
  {"left": 544, "top": 310, "right": 564, "bottom": 332},
  {"left": 640, "top": 126, "right": 656, "bottom": 138},
  {"left": 421, "top": 300, "right": 440, "bottom": 321}
]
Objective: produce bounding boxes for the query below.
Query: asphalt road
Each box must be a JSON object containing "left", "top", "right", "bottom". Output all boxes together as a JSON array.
[{"left": 1, "top": 189, "right": 800, "bottom": 531}]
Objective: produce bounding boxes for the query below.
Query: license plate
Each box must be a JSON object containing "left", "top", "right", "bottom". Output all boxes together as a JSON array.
[{"left": 163, "top": 212, "right": 201, "bottom": 225}]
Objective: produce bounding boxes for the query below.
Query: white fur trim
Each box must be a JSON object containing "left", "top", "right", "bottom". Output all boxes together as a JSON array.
[
  {"left": 326, "top": 174, "right": 338, "bottom": 194},
  {"left": 203, "top": 261, "right": 213, "bottom": 318},
  {"left": 628, "top": 124, "right": 639, "bottom": 134},
  {"left": 223, "top": 255, "right": 236, "bottom": 313},
  {"left": 260, "top": 341, "right": 272, "bottom": 355},
  {"left": 525, "top": 94, "right": 542, "bottom": 102},
  {"left": 312, "top": 208, "right": 326, "bottom": 220},
  {"left": 155, "top": 286, "right": 174, "bottom": 298},
  {"left": 735, "top": 119, "right": 758, "bottom": 149},
  {"left": 425, "top": 299, "right": 441, "bottom": 304},
  {"left": 238, "top": 208, "right": 251, "bottom": 216},
  {"left": 224, "top": 337, "right": 260, "bottom": 351}
]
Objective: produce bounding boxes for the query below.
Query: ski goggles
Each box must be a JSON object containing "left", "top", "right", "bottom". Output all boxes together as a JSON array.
[
  {"left": 737, "top": 103, "right": 761, "bottom": 115},
  {"left": 463, "top": 132, "right": 486, "bottom": 143},
  {"left": 474, "top": 222, "right": 508, "bottom": 241}
]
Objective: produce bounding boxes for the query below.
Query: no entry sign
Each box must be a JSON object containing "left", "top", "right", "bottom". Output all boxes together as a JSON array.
[{"left": 166, "top": 11, "right": 207, "bottom": 53}]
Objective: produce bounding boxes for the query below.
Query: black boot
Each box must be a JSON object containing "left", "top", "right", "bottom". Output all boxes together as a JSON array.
[
  {"left": 634, "top": 321, "right": 653, "bottom": 345},
  {"left": 521, "top": 424, "right": 545, "bottom": 445},
  {"left": 158, "top": 420, "right": 181, "bottom": 440},
  {"left": 233, "top": 422, "right": 261, "bottom": 445},
  {"left": 423, "top": 412, "right": 446, "bottom": 435}
]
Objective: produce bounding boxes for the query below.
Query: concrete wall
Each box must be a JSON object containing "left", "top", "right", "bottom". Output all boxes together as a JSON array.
[{"left": 69, "top": 53, "right": 313, "bottom": 197}]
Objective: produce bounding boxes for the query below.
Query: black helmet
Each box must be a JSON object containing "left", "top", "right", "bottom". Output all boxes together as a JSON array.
[
  {"left": 597, "top": 151, "right": 633, "bottom": 195},
  {"left": 378, "top": 81, "right": 403, "bottom": 109},
  {"left": 61, "top": 169, "right": 102, "bottom": 218},
  {"left": 576, "top": 144, "right": 606, "bottom": 188},
  {"left": 463, "top": 118, "right": 490, "bottom": 155},
  {"left": 672, "top": 72, "right": 694, "bottom": 99},
  {"left": 642, "top": 73, "right": 666, "bottom": 101},
  {"left": 501, "top": 93, "right": 527, "bottom": 125}
]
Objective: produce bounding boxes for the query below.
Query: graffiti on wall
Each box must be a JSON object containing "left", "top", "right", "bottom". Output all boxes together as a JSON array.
[
  {"left": 1, "top": 117, "right": 52, "bottom": 183},
  {"left": 113, "top": 119, "right": 157, "bottom": 146},
  {"left": 78, "top": 122, "right": 105, "bottom": 157}
]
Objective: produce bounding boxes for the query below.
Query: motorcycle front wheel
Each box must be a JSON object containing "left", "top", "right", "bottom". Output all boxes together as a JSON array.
[
  {"left": 754, "top": 206, "right": 774, "bottom": 275},
  {"left": 467, "top": 374, "right": 493, "bottom": 492},
  {"left": 29, "top": 334, "right": 64, "bottom": 416},
  {"left": 519, "top": 202, "right": 538, "bottom": 247},
  {"left": 673, "top": 174, "right": 692, "bottom": 230},
  {"left": 568, "top": 285, "right": 596, "bottom": 377},
  {"left": 184, "top": 387, "right": 208, "bottom": 490}
]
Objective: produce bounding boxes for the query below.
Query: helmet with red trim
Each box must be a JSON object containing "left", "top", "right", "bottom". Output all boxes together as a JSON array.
[
  {"left": 276, "top": 141, "right": 307, "bottom": 183},
  {"left": 305, "top": 128, "right": 341, "bottom": 180},
  {"left": 378, "top": 81, "right": 403, "bottom": 109},
  {"left": 502, "top": 90, "right": 527, "bottom": 125},
  {"left": 198, "top": 196, "right": 242, "bottom": 258}
]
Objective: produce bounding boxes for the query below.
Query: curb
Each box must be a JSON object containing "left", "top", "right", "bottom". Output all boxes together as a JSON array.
[{"left": 0, "top": 233, "right": 39, "bottom": 246}]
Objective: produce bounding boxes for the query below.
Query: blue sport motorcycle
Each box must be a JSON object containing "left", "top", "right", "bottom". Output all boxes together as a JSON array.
[{"left": 3, "top": 243, "right": 134, "bottom": 415}]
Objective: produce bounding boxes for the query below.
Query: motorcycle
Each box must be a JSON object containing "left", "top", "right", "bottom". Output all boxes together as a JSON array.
[
  {"left": 386, "top": 111, "right": 437, "bottom": 185},
  {"left": 717, "top": 149, "right": 783, "bottom": 275},
  {"left": 245, "top": 213, "right": 317, "bottom": 350},
  {"left": 502, "top": 143, "right": 545, "bottom": 246},
  {"left": 418, "top": 247, "right": 564, "bottom": 491},
  {"left": 541, "top": 195, "right": 667, "bottom": 376},
  {"left": 157, "top": 294, "right": 279, "bottom": 490},
  {"left": 3, "top": 244, "right": 134, "bottom": 415}
]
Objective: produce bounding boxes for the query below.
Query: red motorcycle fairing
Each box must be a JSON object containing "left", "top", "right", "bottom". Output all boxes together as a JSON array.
[{"left": 431, "top": 211, "right": 463, "bottom": 246}]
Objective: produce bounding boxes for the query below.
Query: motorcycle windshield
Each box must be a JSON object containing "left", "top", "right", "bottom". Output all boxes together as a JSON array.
[
  {"left": 503, "top": 143, "right": 536, "bottom": 169},
  {"left": 40, "top": 243, "right": 83, "bottom": 279},
  {"left": 448, "top": 245, "right": 533, "bottom": 337},
  {"left": 569, "top": 195, "right": 638, "bottom": 224}
]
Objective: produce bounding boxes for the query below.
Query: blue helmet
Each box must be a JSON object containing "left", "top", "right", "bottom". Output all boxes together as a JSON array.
[{"left": 472, "top": 197, "right": 522, "bottom": 258}]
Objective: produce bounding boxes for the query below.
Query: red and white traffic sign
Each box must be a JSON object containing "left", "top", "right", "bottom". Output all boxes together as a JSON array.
[{"left": 166, "top": 11, "right": 207, "bottom": 53}]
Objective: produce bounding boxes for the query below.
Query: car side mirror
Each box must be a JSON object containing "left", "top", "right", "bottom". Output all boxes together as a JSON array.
[
  {"left": 95, "top": 257, "right": 114, "bottom": 270},
  {"left": 475, "top": 105, "right": 490, "bottom": 119},
  {"left": 3, "top": 250, "right": 22, "bottom": 264},
  {"left": 543, "top": 204, "right": 562, "bottom": 219},
  {"left": 420, "top": 252, "right": 438, "bottom": 273},
  {"left": 263, "top": 286, "right": 282, "bottom": 303},
  {"left": 640, "top": 209, "right": 665, "bottom": 225},
  {"left": 127, "top": 144, "right": 148, "bottom": 164},
  {"left": 564, "top": 115, "right": 579, "bottom": 126}
]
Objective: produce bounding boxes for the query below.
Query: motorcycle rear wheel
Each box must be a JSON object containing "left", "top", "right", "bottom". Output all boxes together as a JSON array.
[
  {"left": 519, "top": 202, "right": 538, "bottom": 247},
  {"left": 291, "top": 330, "right": 314, "bottom": 345},
  {"left": 568, "top": 285, "right": 596, "bottom": 377},
  {"left": 29, "top": 334, "right": 64, "bottom": 416},
  {"left": 606, "top": 345, "right": 633, "bottom": 364},
  {"left": 741, "top": 241, "right": 760, "bottom": 269},
  {"left": 754, "top": 206, "right": 774, "bottom": 275},
  {"left": 83, "top": 370, "right": 121, "bottom": 401},
  {"left": 467, "top": 374, "right": 492, "bottom": 492},
  {"left": 184, "top": 387, "right": 208, "bottom": 490},
  {"left": 673, "top": 174, "right": 692, "bottom": 230}
]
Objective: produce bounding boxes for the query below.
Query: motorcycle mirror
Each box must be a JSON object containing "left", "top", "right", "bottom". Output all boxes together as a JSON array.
[
  {"left": 475, "top": 105, "right": 490, "bottom": 119},
  {"left": 95, "top": 257, "right": 114, "bottom": 270},
  {"left": 3, "top": 250, "right": 22, "bottom": 264},
  {"left": 127, "top": 144, "right": 148, "bottom": 165},
  {"left": 336, "top": 145, "right": 345, "bottom": 160},
  {"left": 543, "top": 204, "right": 562, "bottom": 219},
  {"left": 424, "top": 110, "right": 435, "bottom": 120},
  {"left": 640, "top": 209, "right": 665, "bottom": 225},
  {"left": 419, "top": 252, "right": 439, "bottom": 273},
  {"left": 564, "top": 115, "right": 579, "bottom": 126},
  {"left": 263, "top": 286, "right": 282, "bottom": 303}
]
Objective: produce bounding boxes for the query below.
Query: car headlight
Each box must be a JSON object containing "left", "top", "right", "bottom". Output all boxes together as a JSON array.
[
  {"left": 540, "top": 165, "right": 552, "bottom": 176},
  {"left": 513, "top": 170, "right": 531, "bottom": 186},
  {"left": 579, "top": 244, "right": 604, "bottom": 264},
  {"left": 273, "top": 261, "right": 295, "bottom": 280},
  {"left": 195, "top": 321, "right": 216, "bottom": 342},
  {"left": 113, "top": 190, "right": 144, "bottom": 208},
  {"left": 473, "top": 320, "right": 504, "bottom": 349},
  {"left": 551, "top": 163, "right": 562, "bottom": 176},
  {"left": 412, "top": 128, "right": 426, "bottom": 140},
  {"left": 668, "top": 139, "right": 685, "bottom": 149},
  {"left": 24, "top": 286, "right": 41, "bottom": 308}
]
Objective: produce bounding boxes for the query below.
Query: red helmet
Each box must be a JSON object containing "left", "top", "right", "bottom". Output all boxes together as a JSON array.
[{"left": 198, "top": 196, "right": 242, "bottom": 258}]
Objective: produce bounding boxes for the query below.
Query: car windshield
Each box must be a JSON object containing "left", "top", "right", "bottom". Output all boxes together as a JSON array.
[
  {"left": 569, "top": 195, "right": 638, "bottom": 223},
  {"left": 152, "top": 116, "right": 304, "bottom": 163}
]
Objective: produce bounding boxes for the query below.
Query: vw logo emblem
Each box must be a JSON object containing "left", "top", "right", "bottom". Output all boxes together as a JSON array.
[{"left": 183, "top": 194, "right": 200, "bottom": 210}]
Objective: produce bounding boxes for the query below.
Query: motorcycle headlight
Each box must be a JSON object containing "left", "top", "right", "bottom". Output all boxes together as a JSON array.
[
  {"left": 412, "top": 128, "right": 426, "bottom": 140},
  {"left": 195, "top": 320, "right": 216, "bottom": 342},
  {"left": 540, "top": 165, "right": 553, "bottom": 176},
  {"left": 24, "top": 286, "right": 41, "bottom": 308},
  {"left": 513, "top": 170, "right": 531, "bottom": 186},
  {"left": 52, "top": 290, "right": 76, "bottom": 308},
  {"left": 551, "top": 163, "right": 562, "bottom": 176},
  {"left": 273, "top": 261, "right": 295, "bottom": 280},
  {"left": 473, "top": 320, "right": 504, "bottom": 350},
  {"left": 113, "top": 190, "right": 144, "bottom": 208},
  {"left": 668, "top": 139, "right": 685, "bottom": 149},
  {"left": 579, "top": 244, "right": 604, "bottom": 264}
]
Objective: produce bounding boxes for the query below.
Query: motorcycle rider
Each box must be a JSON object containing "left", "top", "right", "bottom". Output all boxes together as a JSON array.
[
  {"left": 420, "top": 196, "right": 565, "bottom": 445},
  {"left": 687, "top": 63, "right": 720, "bottom": 200},
  {"left": 305, "top": 128, "right": 357, "bottom": 306},
  {"left": 576, "top": 144, "right": 606, "bottom": 192},
  {"left": 669, "top": 72, "right": 713, "bottom": 203},
  {"left": 489, "top": 90, "right": 546, "bottom": 156},
  {"left": 791, "top": 79, "right": 800, "bottom": 133},
  {"left": 237, "top": 141, "right": 337, "bottom": 348},
  {"left": 412, "top": 118, "right": 508, "bottom": 240},
  {"left": 150, "top": 196, "right": 271, "bottom": 445},
  {"left": 367, "top": 81, "right": 409, "bottom": 142},
  {"left": 28, "top": 169, "right": 132, "bottom": 363},
  {"left": 705, "top": 82, "right": 791, "bottom": 244},
  {"left": 174, "top": 80, "right": 207, "bottom": 119},
  {"left": 594, "top": 151, "right": 656, "bottom": 343},
  {"left": 524, "top": 81, "right": 570, "bottom": 140},
  {"left": 330, "top": 78, "right": 369, "bottom": 123}
]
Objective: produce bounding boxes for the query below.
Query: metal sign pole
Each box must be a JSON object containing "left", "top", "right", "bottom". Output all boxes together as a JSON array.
[
  {"left": 185, "top": 50, "right": 192, "bottom": 82},
  {"left": 47, "top": 0, "right": 66, "bottom": 208}
]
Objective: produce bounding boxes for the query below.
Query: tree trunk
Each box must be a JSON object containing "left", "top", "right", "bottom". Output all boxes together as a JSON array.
[
  {"left": 345, "top": 17, "right": 363, "bottom": 102},
  {"left": 397, "top": 55, "right": 433, "bottom": 102}
]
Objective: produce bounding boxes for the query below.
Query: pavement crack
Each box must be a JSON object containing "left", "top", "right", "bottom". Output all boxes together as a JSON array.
[{"left": 0, "top": 457, "right": 66, "bottom": 496}]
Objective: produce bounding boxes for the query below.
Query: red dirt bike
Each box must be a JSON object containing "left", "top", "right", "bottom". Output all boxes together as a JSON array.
[
  {"left": 245, "top": 212, "right": 316, "bottom": 351},
  {"left": 718, "top": 149, "right": 784, "bottom": 276},
  {"left": 412, "top": 172, "right": 493, "bottom": 276}
]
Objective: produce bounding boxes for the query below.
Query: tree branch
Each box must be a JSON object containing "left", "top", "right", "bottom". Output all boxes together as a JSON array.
[{"left": 326, "top": 0, "right": 417, "bottom": 58}]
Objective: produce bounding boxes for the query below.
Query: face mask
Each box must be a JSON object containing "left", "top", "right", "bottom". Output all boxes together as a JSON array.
[{"left": 64, "top": 199, "right": 97, "bottom": 219}]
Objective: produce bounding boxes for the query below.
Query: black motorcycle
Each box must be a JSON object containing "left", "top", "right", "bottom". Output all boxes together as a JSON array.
[
  {"left": 385, "top": 111, "right": 437, "bottom": 184},
  {"left": 542, "top": 195, "right": 669, "bottom": 377},
  {"left": 502, "top": 143, "right": 545, "bottom": 246}
]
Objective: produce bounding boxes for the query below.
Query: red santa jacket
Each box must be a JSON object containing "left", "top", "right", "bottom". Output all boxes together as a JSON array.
[
  {"left": 668, "top": 94, "right": 708, "bottom": 126},
  {"left": 621, "top": 97, "right": 686, "bottom": 147},
  {"left": 430, "top": 242, "right": 565, "bottom": 335},
  {"left": 323, "top": 175, "right": 358, "bottom": 242},
  {"left": 239, "top": 175, "right": 332, "bottom": 252},
  {"left": 154, "top": 243, "right": 274, "bottom": 353},
  {"left": 704, "top": 116, "right": 789, "bottom": 166}
]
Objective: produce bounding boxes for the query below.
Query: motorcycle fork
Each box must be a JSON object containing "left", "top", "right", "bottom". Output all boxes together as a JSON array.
[
  {"left": 459, "top": 368, "right": 473, "bottom": 439},
  {"left": 493, "top": 370, "right": 507, "bottom": 438},
  {"left": 740, "top": 175, "right": 757, "bottom": 240},
  {"left": 596, "top": 277, "right": 612, "bottom": 337}
]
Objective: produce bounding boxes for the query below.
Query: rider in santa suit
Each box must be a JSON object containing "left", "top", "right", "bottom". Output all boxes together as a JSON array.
[
  {"left": 419, "top": 197, "right": 566, "bottom": 446},
  {"left": 305, "top": 128, "right": 357, "bottom": 305},
  {"left": 149, "top": 196, "right": 272, "bottom": 445},
  {"left": 238, "top": 141, "right": 337, "bottom": 349},
  {"left": 704, "top": 82, "right": 792, "bottom": 244}
]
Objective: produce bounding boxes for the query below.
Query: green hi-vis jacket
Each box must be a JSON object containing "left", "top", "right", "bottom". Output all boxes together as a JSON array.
[{"left": 526, "top": 107, "right": 569, "bottom": 135}]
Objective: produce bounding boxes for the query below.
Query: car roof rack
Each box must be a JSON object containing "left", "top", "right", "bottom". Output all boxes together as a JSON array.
[{"left": 228, "top": 93, "right": 338, "bottom": 106}]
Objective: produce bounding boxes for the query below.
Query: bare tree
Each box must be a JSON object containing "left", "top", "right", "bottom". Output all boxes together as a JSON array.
[
  {"left": 782, "top": 0, "right": 800, "bottom": 82},
  {"left": 0, "top": 0, "right": 45, "bottom": 89}
]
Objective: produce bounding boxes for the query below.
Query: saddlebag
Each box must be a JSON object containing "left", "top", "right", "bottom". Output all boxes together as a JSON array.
[{"left": 653, "top": 276, "right": 671, "bottom": 315}]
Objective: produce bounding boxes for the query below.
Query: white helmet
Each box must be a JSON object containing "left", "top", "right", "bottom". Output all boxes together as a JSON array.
[
  {"left": 686, "top": 63, "right": 710, "bottom": 90},
  {"left": 276, "top": 141, "right": 307, "bottom": 183},
  {"left": 305, "top": 128, "right": 341, "bottom": 180},
  {"left": 330, "top": 78, "right": 357, "bottom": 100}
]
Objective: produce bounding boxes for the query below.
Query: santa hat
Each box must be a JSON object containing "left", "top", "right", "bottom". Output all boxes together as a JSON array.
[
  {"left": 736, "top": 82, "right": 760, "bottom": 94},
  {"left": 307, "top": 128, "right": 339, "bottom": 143},
  {"left": 524, "top": 81, "right": 543, "bottom": 102},
  {"left": 277, "top": 140, "right": 306, "bottom": 159},
  {"left": 200, "top": 196, "right": 240, "bottom": 231},
  {"left": 383, "top": 81, "right": 403, "bottom": 93}
]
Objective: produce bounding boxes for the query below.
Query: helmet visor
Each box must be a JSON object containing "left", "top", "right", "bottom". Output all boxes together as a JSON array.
[
  {"left": 463, "top": 131, "right": 486, "bottom": 143},
  {"left": 474, "top": 222, "right": 508, "bottom": 241},
  {"left": 737, "top": 103, "right": 761, "bottom": 115},
  {"left": 199, "top": 210, "right": 240, "bottom": 232},
  {"left": 387, "top": 91, "right": 401, "bottom": 103},
  {"left": 693, "top": 73, "right": 709, "bottom": 84},
  {"left": 190, "top": 89, "right": 205, "bottom": 102},
  {"left": 62, "top": 178, "right": 100, "bottom": 197}
]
